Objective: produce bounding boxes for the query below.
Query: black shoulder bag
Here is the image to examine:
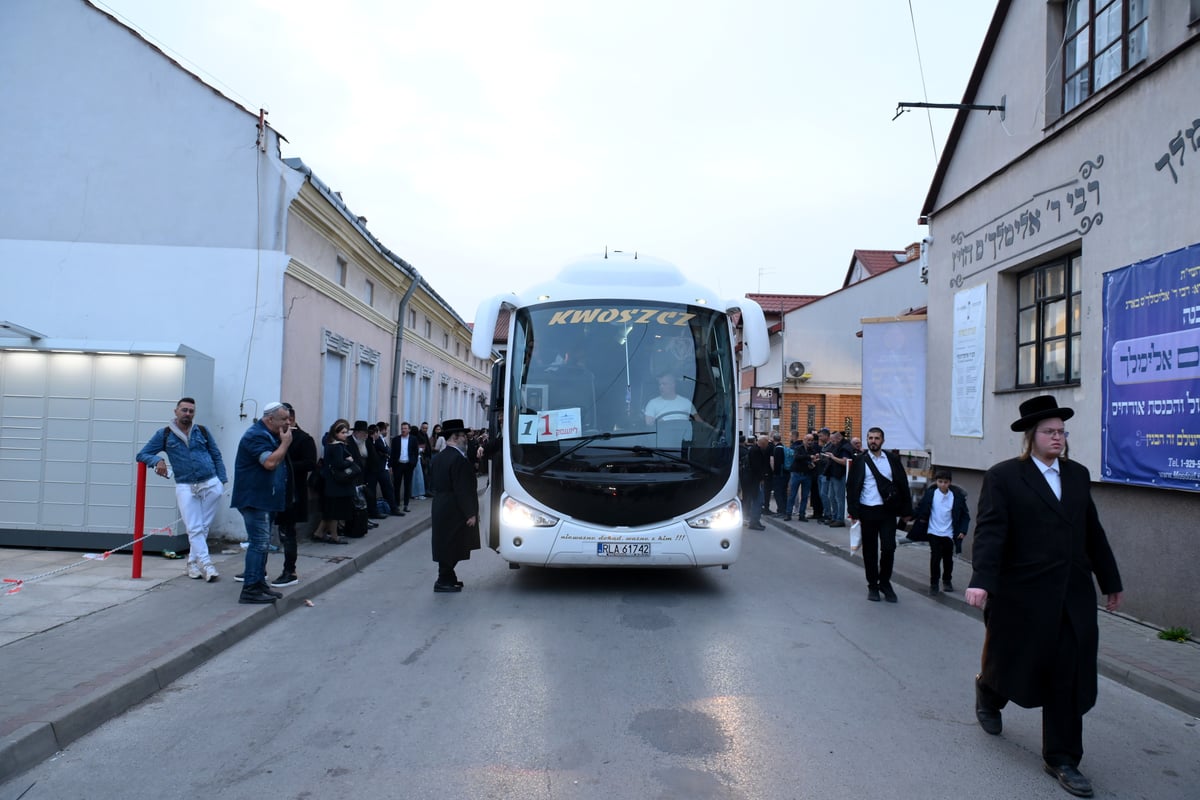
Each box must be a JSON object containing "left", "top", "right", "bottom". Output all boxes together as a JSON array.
[{"left": 863, "top": 454, "right": 904, "bottom": 515}]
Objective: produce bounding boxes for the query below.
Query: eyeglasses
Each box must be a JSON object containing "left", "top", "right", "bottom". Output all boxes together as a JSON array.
[{"left": 1036, "top": 428, "right": 1069, "bottom": 439}]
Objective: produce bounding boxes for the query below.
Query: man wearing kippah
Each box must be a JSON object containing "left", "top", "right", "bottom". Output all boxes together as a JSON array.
[{"left": 230, "top": 402, "right": 293, "bottom": 604}]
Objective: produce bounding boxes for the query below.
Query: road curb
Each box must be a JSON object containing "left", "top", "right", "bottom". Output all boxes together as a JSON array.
[{"left": 0, "top": 514, "right": 430, "bottom": 784}]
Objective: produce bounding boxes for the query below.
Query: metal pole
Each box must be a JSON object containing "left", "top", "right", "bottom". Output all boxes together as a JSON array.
[{"left": 132, "top": 461, "right": 146, "bottom": 579}]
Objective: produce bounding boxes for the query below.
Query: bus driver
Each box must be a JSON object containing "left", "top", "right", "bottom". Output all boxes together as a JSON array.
[{"left": 644, "top": 373, "right": 696, "bottom": 426}]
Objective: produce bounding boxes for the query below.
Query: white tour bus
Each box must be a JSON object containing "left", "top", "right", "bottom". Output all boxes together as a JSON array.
[{"left": 470, "top": 252, "right": 769, "bottom": 568}]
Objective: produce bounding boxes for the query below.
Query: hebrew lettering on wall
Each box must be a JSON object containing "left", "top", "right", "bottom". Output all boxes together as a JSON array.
[{"left": 948, "top": 157, "right": 1106, "bottom": 287}]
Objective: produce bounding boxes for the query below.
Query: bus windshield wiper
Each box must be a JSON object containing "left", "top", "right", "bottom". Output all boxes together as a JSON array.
[
  {"left": 530, "top": 431, "right": 649, "bottom": 474},
  {"left": 631, "top": 445, "right": 719, "bottom": 474}
]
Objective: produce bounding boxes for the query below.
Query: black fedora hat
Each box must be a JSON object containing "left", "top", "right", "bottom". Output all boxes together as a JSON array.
[
  {"left": 352, "top": 420, "right": 369, "bottom": 432},
  {"left": 440, "top": 418, "right": 468, "bottom": 436},
  {"left": 1010, "top": 395, "right": 1074, "bottom": 432}
]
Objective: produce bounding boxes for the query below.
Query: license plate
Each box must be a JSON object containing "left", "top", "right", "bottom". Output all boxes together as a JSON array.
[{"left": 597, "top": 542, "right": 651, "bottom": 557}]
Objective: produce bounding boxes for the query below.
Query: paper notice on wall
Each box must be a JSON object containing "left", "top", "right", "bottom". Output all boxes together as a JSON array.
[
  {"left": 951, "top": 284, "right": 987, "bottom": 438},
  {"left": 516, "top": 408, "right": 583, "bottom": 443}
]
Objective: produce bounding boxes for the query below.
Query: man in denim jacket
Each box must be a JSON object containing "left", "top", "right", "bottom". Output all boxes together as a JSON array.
[
  {"left": 230, "top": 402, "right": 293, "bottom": 604},
  {"left": 137, "top": 397, "right": 227, "bottom": 582}
]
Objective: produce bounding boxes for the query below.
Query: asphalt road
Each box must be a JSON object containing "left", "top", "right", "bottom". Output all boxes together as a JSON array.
[{"left": 3, "top": 526, "right": 1197, "bottom": 799}]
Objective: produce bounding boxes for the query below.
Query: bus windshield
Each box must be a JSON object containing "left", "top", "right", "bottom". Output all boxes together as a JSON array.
[{"left": 508, "top": 300, "right": 736, "bottom": 481}]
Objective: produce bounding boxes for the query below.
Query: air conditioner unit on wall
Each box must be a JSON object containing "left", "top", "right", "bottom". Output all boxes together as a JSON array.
[{"left": 787, "top": 361, "right": 812, "bottom": 382}]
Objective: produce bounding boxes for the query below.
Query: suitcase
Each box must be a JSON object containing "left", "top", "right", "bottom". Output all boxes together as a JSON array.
[{"left": 346, "top": 506, "right": 370, "bottom": 538}]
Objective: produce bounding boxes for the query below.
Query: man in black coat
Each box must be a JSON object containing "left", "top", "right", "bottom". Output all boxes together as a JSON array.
[
  {"left": 429, "top": 419, "right": 480, "bottom": 592},
  {"left": 271, "top": 403, "right": 317, "bottom": 588},
  {"left": 967, "top": 396, "right": 1122, "bottom": 799},
  {"left": 743, "top": 435, "right": 772, "bottom": 530},
  {"left": 846, "top": 426, "right": 913, "bottom": 602}
]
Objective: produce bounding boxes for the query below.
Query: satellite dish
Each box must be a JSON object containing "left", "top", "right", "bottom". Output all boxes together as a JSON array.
[{"left": 787, "top": 361, "right": 806, "bottom": 378}]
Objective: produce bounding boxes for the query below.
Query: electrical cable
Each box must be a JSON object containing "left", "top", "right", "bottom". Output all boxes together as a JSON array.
[{"left": 906, "top": 0, "right": 940, "bottom": 167}]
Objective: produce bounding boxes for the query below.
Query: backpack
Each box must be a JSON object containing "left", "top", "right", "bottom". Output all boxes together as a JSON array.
[{"left": 783, "top": 445, "right": 796, "bottom": 470}]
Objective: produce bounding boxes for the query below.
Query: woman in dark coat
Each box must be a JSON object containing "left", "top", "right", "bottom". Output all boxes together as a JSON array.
[
  {"left": 428, "top": 419, "right": 480, "bottom": 592},
  {"left": 313, "top": 420, "right": 355, "bottom": 544}
]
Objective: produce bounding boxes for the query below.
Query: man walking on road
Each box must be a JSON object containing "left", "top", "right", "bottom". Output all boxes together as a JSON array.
[
  {"left": 428, "top": 419, "right": 480, "bottom": 593},
  {"left": 137, "top": 397, "right": 227, "bottom": 582},
  {"left": 846, "top": 426, "right": 912, "bottom": 602},
  {"left": 231, "top": 402, "right": 293, "bottom": 604},
  {"left": 967, "top": 395, "right": 1123, "bottom": 798}
]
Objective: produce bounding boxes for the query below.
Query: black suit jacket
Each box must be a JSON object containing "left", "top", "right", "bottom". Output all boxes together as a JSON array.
[
  {"left": 845, "top": 449, "right": 913, "bottom": 518},
  {"left": 390, "top": 434, "right": 420, "bottom": 472}
]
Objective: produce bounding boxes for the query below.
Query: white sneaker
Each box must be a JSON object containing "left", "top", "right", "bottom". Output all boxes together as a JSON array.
[
  {"left": 203, "top": 563, "right": 220, "bottom": 582},
  {"left": 187, "top": 561, "right": 202, "bottom": 579}
]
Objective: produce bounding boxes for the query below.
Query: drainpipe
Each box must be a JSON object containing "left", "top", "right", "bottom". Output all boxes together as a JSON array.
[{"left": 390, "top": 276, "right": 420, "bottom": 431}]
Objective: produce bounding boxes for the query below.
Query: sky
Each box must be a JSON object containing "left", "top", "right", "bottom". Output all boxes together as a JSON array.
[{"left": 93, "top": 0, "right": 997, "bottom": 322}]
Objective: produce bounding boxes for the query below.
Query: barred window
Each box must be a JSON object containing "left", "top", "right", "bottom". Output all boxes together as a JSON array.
[{"left": 1017, "top": 255, "right": 1082, "bottom": 387}]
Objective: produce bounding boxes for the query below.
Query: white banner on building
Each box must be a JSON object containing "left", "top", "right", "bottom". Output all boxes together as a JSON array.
[
  {"left": 861, "top": 318, "right": 926, "bottom": 451},
  {"left": 951, "top": 284, "right": 987, "bottom": 438}
]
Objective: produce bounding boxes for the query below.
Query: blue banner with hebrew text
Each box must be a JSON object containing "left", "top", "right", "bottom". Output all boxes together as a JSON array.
[{"left": 1102, "top": 242, "right": 1200, "bottom": 491}]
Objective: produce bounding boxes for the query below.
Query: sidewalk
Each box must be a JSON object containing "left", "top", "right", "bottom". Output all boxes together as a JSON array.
[
  {"left": 2, "top": 500, "right": 1198, "bottom": 783},
  {"left": 765, "top": 512, "right": 1200, "bottom": 721},
  {"left": 0, "top": 499, "right": 433, "bottom": 783}
]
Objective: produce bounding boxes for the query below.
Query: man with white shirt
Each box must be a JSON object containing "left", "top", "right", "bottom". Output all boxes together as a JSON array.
[
  {"left": 966, "top": 395, "right": 1123, "bottom": 799},
  {"left": 390, "top": 421, "right": 419, "bottom": 514},
  {"left": 846, "top": 426, "right": 912, "bottom": 602}
]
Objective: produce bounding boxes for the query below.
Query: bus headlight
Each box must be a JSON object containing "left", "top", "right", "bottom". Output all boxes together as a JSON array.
[
  {"left": 686, "top": 500, "right": 742, "bottom": 530},
  {"left": 501, "top": 496, "right": 560, "bottom": 528}
]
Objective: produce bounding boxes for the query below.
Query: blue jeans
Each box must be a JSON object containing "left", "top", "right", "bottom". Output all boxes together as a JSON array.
[
  {"left": 240, "top": 508, "right": 273, "bottom": 587},
  {"left": 786, "top": 473, "right": 811, "bottom": 517},
  {"left": 827, "top": 476, "right": 846, "bottom": 521}
]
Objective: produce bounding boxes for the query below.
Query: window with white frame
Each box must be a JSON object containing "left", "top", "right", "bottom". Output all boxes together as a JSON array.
[
  {"left": 408, "top": 309, "right": 416, "bottom": 329},
  {"left": 1016, "top": 255, "right": 1082, "bottom": 387},
  {"left": 365, "top": 280, "right": 374, "bottom": 306},
  {"left": 355, "top": 344, "right": 380, "bottom": 422},
  {"left": 322, "top": 329, "right": 353, "bottom": 427},
  {"left": 424, "top": 319, "right": 432, "bottom": 339},
  {"left": 420, "top": 372, "right": 433, "bottom": 424},
  {"left": 403, "top": 367, "right": 416, "bottom": 424},
  {"left": 1063, "top": 0, "right": 1148, "bottom": 113},
  {"left": 336, "top": 256, "right": 348, "bottom": 287}
]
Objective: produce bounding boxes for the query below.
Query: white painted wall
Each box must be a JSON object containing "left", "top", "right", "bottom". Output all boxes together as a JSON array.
[{"left": 778, "top": 261, "right": 927, "bottom": 390}]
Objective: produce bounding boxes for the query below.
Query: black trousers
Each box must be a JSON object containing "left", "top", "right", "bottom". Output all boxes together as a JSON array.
[
  {"left": 277, "top": 519, "right": 297, "bottom": 575},
  {"left": 978, "top": 617, "right": 1083, "bottom": 767},
  {"left": 929, "top": 535, "right": 955, "bottom": 584},
  {"left": 857, "top": 504, "right": 897, "bottom": 588},
  {"left": 392, "top": 463, "right": 415, "bottom": 509},
  {"left": 437, "top": 560, "right": 459, "bottom": 585}
]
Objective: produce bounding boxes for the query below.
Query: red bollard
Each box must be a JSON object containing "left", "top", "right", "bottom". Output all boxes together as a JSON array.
[{"left": 132, "top": 461, "right": 146, "bottom": 579}]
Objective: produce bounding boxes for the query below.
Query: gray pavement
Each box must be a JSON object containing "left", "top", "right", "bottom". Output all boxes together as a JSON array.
[{"left": 1, "top": 497, "right": 1197, "bottom": 784}]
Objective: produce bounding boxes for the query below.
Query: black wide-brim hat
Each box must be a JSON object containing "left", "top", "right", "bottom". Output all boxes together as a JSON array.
[
  {"left": 1010, "top": 395, "right": 1075, "bottom": 431},
  {"left": 440, "top": 418, "right": 468, "bottom": 436}
]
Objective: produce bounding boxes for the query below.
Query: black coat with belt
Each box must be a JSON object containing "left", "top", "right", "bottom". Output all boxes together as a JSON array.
[
  {"left": 969, "top": 457, "right": 1122, "bottom": 711},
  {"left": 429, "top": 444, "right": 480, "bottom": 563}
]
